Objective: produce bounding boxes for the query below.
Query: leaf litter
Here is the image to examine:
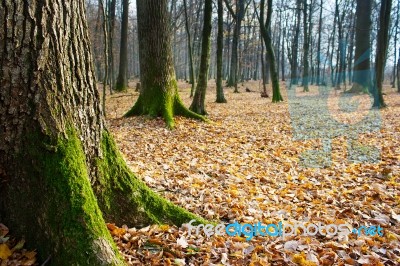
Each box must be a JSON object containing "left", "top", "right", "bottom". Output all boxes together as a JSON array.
[{"left": 106, "top": 81, "right": 399, "bottom": 265}]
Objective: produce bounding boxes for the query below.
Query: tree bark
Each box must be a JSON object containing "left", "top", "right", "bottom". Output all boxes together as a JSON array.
[
  {"left": 302, "top": 0, "right": 310, "bottom": 91},
  {"left": 0, "top": 1, "right": 205, "bottom": 264},
  {"left": 190, "top": 0, "right": 213, "bottom": 114},
  {"left": 348, "top": 0, "right": 372, "bottom": 93},
  {"left": 290, "top": 0, "right": 302, "bottom": 87},
  {"left": 225, "top": 0, "right": 245, "bottom": 90},
  {"left": 259, "top": 0, "right": 283, "bottom": 102},
  {"left": 107, "top": 0, "right": 116, "bottom": 92},
  {"left": 183, "top": 0, "right": 196, "bottom": 97},
  {"left": 216, "top": 0, "right": 228, "bottom": 103},
  {"left": 126, "top": 0, "right": 206, "bottom": 128},
  {"left": 373, "top": 0, "right": 392, "bottom": 107},
  {"left": 115, "top": 0, "right": 129, "bottom": 92}
]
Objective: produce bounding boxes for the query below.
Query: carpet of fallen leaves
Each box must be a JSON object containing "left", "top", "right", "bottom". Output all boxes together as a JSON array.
[{"left": 106, "top": 80, "right": 399, "bottom": 266}]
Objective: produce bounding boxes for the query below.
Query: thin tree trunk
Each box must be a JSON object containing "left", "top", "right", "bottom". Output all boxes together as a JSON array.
[
  {"left": 100, "top": 0, "right": 109, "bottom": 117},
  {"left": 183, "top": 0, "right": 196, "bottom": 97},
  {"left": 348, "top": 0, "right": 372, "bottom": 93},
  {"left": 316, "top": 0, "right": 323, "bottom": 85},
  {"left": 259, "top": 0, "right": 283, "bottom": 102},
  {"left": 290, "top": 0, "right": 301, "bottom": 87},
  {"left": 108, "top": 0, "right": 116, "bottom": 92},
  {"left": 261, "top": 39, "right": 269, "bottom": 97},
  {"left": 190, "top": 0, "right": 213, "bottom": 114},
  {"left": 302, "top": 0, "right": 310, "bottom": 91},
  {"left": 373, "top": 0, "right": 392, "bottom": 107},
  {"left": 115, "top": 0, "right": 129, "bottom": 91},
  {"left": 392, "top": 4, "right": 399, "bottom": 88},
  {"left": 216, "top": 0, "right": 228, "bottom": 103}
]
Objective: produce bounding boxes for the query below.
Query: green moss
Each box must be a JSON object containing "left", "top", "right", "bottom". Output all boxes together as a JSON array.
[
  {"left": 96, "top": 131, "right": 208, "bottom": 227},
  {"left": 26, "top": 128, "right": 124, "bottom": 265},
  {"left": 124, "top": 78, "right": 206, "bottom": 129}
]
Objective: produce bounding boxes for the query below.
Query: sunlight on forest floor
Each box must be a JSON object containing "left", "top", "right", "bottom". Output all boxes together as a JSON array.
[{"left": 106, "top": 80, "right": 400, "bottom": 265}]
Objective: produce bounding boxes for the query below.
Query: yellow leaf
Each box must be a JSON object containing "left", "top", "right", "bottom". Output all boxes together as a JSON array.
[{"left": 0, "top": 243, "right": 12, "bottom": 260}]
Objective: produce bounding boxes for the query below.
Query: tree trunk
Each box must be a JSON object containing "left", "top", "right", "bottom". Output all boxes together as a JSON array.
[
  {"left": 115, "top": 0, "right": 129, "bottom": 92},
  {"left": 302, "top": 0, "right": 310, "bottom": 91},
  {"left": 183, "top": 0, "right": 196, "bottom": 97},
  {"left": 259, "top": 0, "right": 283, "bottom": 102},
  {"left": 190, "top": 0, "right": 213, "bottom": 114},
  {"left": 397, "top": 48, "right": 400, "bottom": 92},
  {"left": 0, "top": 1, "right": 205, "bottom": 264},
  {"left": 316, "top": 0, "right": 323, "bottom": 85},
  {"left": 261, "top": 39, "right": 269, "bottom": 97},
  {"left": 290, "top": 0, "right": 301, "bottom": 87},
  {"left": 216, "top": 0, "right": 228, "bottom": 103},
  {"left": 126, "top": 0, "right": 206, "bottom": 128},
  {"left": 391, "top": 4, "right": 399, "bottom": 88},
  {"left": 373, "top": 0, "right": 392, "bottom": 107},
  {"left": 348, "top": 0, "right": 372, "bottom": 93},
  {"left": 226, "top": 0, "right": 245, "bottom": 90},
  {"left": 108, "top": 0, "right": 116, "bottom": 92}
]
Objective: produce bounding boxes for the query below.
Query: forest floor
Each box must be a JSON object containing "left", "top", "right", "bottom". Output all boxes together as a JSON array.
[{"left": 105, "top": 80, "right": 400, "bottom": 266}]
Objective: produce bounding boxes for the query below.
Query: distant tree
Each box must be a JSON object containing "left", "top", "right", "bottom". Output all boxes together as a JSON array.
[
  {"left": 302, "top": 0, "right": 310, "bottom": 92},
  {"left": 183, "top": 0, "right": 196, "bottom": 97},
  {"left": 126, "top": 0, "right": 206, "bottom": 128},
  {"left": 373, "top": 0, "right": 392, "bottom": 107},
  {"left": 190, "top": 0, "right": 213, "bottom": 114},
  {"left": 348, "top": 0, "right": 372, "bottom": 93},
  {"left": 216, "top": 0, "right": 228, "bottom": 103},
  {"left": 290, "top": 0, "right": 301, "bottom": 87},
  {"left": 115, "top": 0, "right": 130, "bottom": 91},
  {"left": 257, "top": 0, "right": 283, "bottom": 102},
  {"left": 224, "top": 0, "right": 246, "bottom": 92}
]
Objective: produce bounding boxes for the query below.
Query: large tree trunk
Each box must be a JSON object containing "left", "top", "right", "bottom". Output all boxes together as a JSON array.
[
  {"left": 216, "top": 0, "right": 227, "bottom": 103},
  {"left": 190, "top": 0, "right": 213, "bottom": 114},
  {"left": 0, "top": 1, "right": 205, "bottom": 265},
  {"left": 348, "top": 0, "right": 372, "bottom": 93},
  {"left": 125, "top": 0, "right": 206, "bottom": 128},
  {"left": 115, "top": 0, "right": 129, "bottom": 92},
  {"left": 373, "top": 0, "right": 392, "bottom": 108}
]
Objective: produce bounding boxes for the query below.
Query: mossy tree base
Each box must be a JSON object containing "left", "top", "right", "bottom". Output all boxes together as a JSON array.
[
  {"left": 2, "top": 128, "right": 207, "bottom": 266},
  {"left": 125, "top": 86, "right": 206, "bottom": 129}
]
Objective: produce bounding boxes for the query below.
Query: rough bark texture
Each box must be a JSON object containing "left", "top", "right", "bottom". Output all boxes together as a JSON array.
[
  {"left": 190, "top": 0, "right": 213, "bottom": 114},
  {"left": 125, "top": 0, "right": 206, "bottom": 128},
  {"left": 348, "top": 0, "right": 372, "bottom": 93},
  {"left": 0, "top": 1, "right": 205, "bottom": 265},
  {"left": 216, "top": 0, "right": 227, "bottom": 103},
  {"left": 373, "top": 0, "right": 392, "bottom": 108},
  {"left": 115, "top": 0, "right": 129, "bottom": 92}
]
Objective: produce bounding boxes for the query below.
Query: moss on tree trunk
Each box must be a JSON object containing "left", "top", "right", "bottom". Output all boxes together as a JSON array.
[
  {"left": 190, "top": 0, "right": 213, "bottom": 115},
  {"left": 125, "top": 0, "right": 206, "bottom": 128},
  {"left": 0, "top": 0, "right": 207, "bottom": 265}
]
